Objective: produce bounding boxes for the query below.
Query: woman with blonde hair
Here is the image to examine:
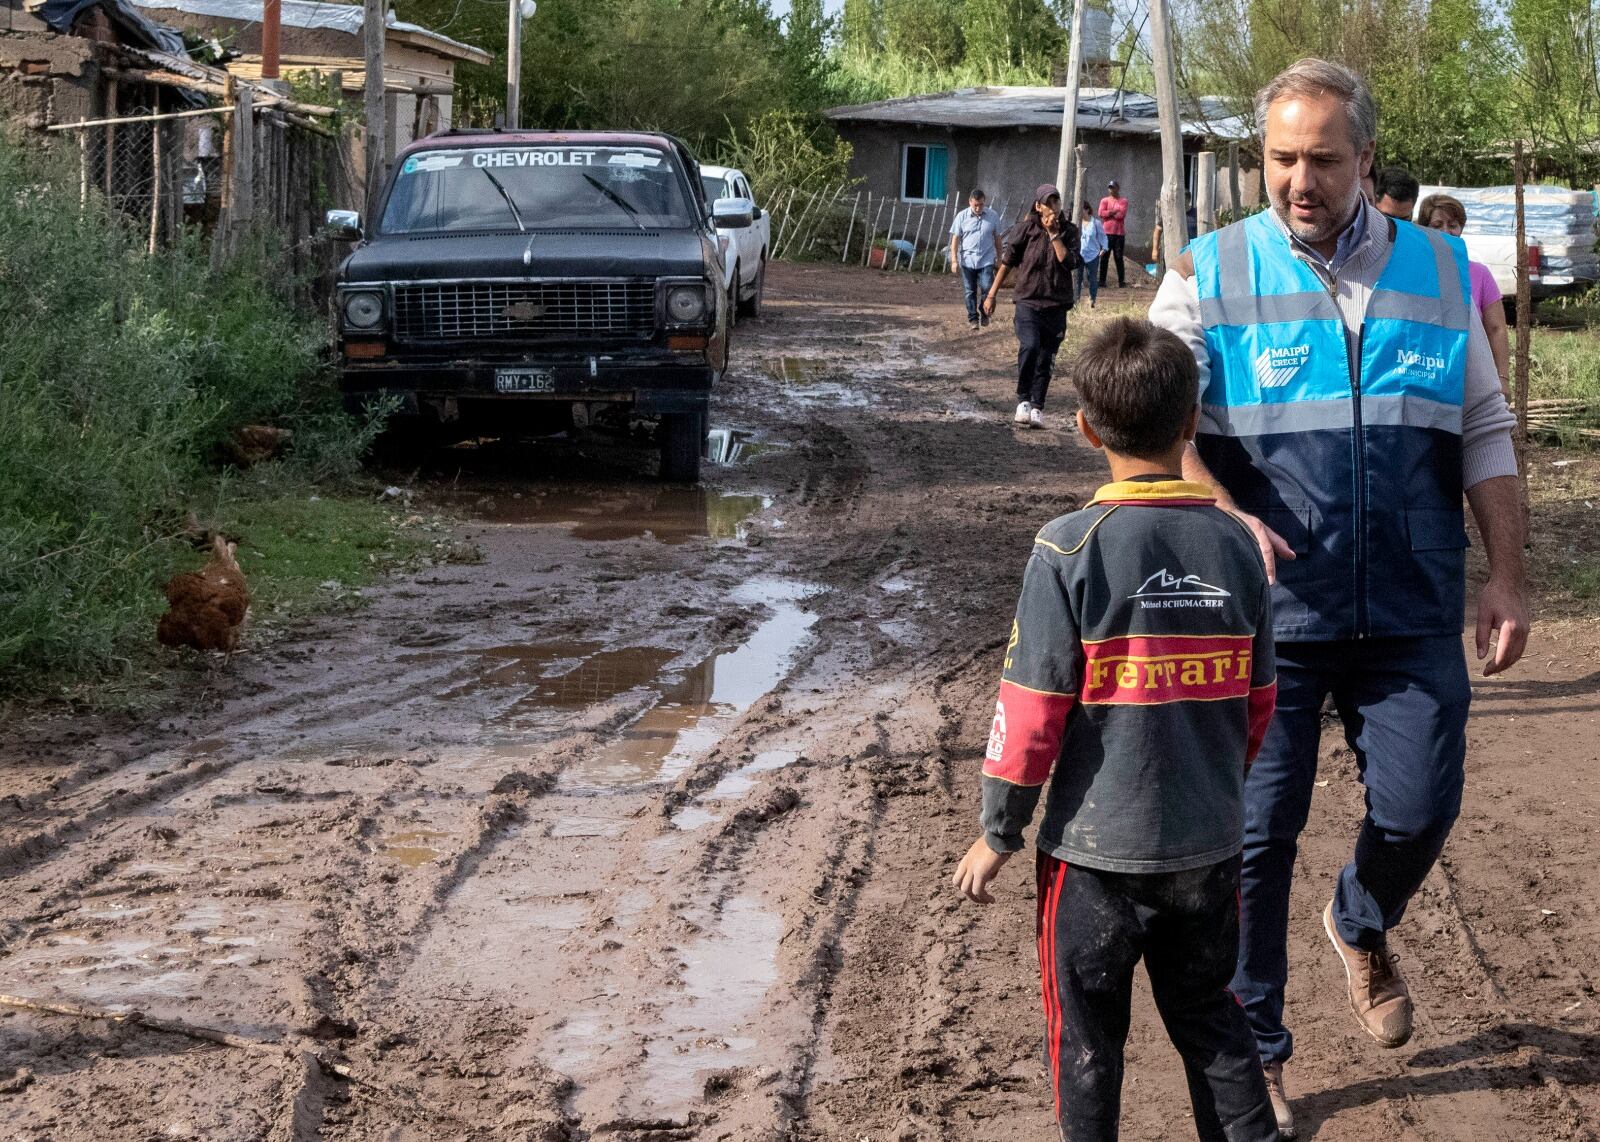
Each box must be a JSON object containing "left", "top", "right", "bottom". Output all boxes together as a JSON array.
[{"left": 1416, "top": 193, "right": 1512, "bottom": 395}]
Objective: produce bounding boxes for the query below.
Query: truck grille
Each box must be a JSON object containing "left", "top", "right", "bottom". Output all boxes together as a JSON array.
[{"left": 391, "top": 281, "right": 656, "bottom": 340}]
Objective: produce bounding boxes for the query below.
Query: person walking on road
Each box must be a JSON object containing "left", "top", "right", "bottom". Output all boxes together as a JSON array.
[
  {"left": 949, "top": 189, "right": 1004, "bottom": 328},
  {"left": 1149, "top": 57, "right": 1530, "bottom": 1139},
  {"left": 1097, "top": 180, "right": 1128, "bottom": 288},
  {"left": 1077, "top": 200, "right": 1107, "bottom": 308},
  {"left": 984, "top": 184, "right": 1079, "bottom": 430}
]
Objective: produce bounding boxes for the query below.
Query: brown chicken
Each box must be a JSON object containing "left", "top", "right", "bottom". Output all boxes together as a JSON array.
[{"left": 157, "top": 535, "right": 251, "bottom": 654}]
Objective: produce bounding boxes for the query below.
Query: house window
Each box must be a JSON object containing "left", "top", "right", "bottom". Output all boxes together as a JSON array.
[{"left": 901, "top": 144, "right": 948, "bottom": 202}]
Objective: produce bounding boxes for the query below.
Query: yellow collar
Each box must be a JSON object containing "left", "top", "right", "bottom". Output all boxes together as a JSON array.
[{"left": 1089, "top": 479, "right": 1217, "bottom": 505}]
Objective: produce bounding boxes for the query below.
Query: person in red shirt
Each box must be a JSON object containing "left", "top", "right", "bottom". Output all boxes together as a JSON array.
[{"left": 1097, "top": 180, "right": 1129, "bottom": 289}]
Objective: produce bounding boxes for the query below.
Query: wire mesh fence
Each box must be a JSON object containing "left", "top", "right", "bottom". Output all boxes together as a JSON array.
[{"left": 48, "top": 95, "right": 354, "bottom": 285}]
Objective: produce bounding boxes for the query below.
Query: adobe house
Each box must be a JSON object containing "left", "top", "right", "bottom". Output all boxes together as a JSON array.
[
  {"left": 826, "top": 86, "right": 1261, "bottom": 254},
  {"left": 130, "top": 0, "right": 490, "bottom": 154}
]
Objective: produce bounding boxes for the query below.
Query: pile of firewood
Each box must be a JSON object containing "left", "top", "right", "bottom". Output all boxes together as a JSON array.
[{"left": 1525, "top": 398, "right": 1600, "bottom": 444}]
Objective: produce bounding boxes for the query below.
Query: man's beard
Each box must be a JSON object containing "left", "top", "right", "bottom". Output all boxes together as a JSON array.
[{"left": 1270, "top": 183, "right": 1361, "bottom": 244}]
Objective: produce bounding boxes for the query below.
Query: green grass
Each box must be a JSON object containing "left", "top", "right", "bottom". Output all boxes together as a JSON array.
[{"left": 0, "top": 135, "right": 435, "bottom": 699}]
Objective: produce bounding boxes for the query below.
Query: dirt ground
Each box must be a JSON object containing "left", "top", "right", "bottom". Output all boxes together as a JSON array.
[{"left": 1, "top": 262, "right": 1597, "bottom": 1141}]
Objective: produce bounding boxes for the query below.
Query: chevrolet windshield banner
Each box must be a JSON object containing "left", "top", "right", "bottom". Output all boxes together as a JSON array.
[{"left": 401, "top": 149, "right": 664, "bottom": 175}]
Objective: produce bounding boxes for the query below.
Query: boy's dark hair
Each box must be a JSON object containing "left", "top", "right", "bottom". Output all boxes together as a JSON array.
[
  {"left": 1376, "top": 166, "right": 1419, "bottom": 203},
  {"left": 1071, "top": 318, "right": 1198, "bottom": 459},
  {"left": 970, "top": 188, "right": 986, "bottom": 200}
]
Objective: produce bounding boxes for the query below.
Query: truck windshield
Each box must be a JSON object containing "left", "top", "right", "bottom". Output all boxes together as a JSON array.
[
  {"left": 381, "top": 146, "right": 694, "bottom": 233},
  {"left": 700, "top": 174, "right": 728, "bottom": 203}
]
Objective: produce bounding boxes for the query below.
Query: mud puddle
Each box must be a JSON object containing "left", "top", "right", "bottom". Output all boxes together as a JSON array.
[
  {"left": 549, "top": 894, "right": 780, "bottom": 1119},
  {"left": 671, "top": 748, "right": 802, "bottom": 831},
  {"left": 442, "top": 483, "right": 770, "bottom": 543},
  {"left": 562, "top": 580, "right": 820, "bottom": 789},
  {"left": 706, "top": 427, "right": 786, "bottom": 466}
]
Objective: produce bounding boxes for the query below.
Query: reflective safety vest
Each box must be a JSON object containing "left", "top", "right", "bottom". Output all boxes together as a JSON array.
[{"left": 1190, "top": 211, "right": 1471, "bottom": 641}]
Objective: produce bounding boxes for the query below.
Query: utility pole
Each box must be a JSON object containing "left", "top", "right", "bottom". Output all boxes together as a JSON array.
[
  {"left": 504, "top": 0, "right": 535, "bottom": 129},
  {"left": 1149, "top": 0, "right": 1187, "bottom": 267},
  {"left": 363, "top": 0, "right": 385, "bottom": 222},
  {"left": 261, "top": 0, "right": 282, "bottom": 83},
  {"left": 1071, "top": 141, "right": 1087, "bottom": 222},
  {"left": 1195, "top": 150, "right": 1215, "bottom": 234},
  {"left": 506, "top": 0, "right": 525, "bottom": 130},
  {"left": 1054, "top": 0, "right": 1087, "bottom": 196}
]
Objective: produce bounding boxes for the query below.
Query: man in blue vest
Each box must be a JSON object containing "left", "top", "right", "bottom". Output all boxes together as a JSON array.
[{"left": 1150, "top": 58, "right": 1529, "bottom": 1138}]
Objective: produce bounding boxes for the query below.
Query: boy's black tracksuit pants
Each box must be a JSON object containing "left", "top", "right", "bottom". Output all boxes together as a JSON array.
[{"left": 1037, "top": 852, "right": 1280, "bottom": 1142}]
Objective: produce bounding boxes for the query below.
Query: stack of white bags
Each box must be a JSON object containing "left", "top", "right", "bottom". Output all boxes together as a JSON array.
[{"left": 1416, "top": 184, "right": 1599, "bottom": 295}]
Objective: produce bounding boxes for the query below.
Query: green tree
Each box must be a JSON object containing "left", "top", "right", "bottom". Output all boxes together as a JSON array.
[
  {"left": 882, "top": 0, "right": 964, "bottom": 69},
  {"left": 962, "top": 0, "right": 1062, "bottom": 74},
  {"left": 841, "top": 0, "right": 884, "bottom": 54},
  {"left": 1505, "top": 0, "right": 1600, "bottom": 184}
]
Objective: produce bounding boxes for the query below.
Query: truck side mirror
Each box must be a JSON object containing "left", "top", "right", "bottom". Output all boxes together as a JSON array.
[
  {"left": 712, "top": 197, "right": 754, "bottom": 230},
  {"left": 325, "top": 209, "right": 363, "bottom": 241}
]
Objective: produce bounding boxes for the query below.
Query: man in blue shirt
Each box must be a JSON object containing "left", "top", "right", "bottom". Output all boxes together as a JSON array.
[{"left": 949, "top": 189, "right": 1003, "bottom": 328}]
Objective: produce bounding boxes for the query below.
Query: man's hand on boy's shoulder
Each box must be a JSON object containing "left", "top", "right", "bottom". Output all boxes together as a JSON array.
[{"left": 953, "top": 836, "right": 1013, "bottom": 904}]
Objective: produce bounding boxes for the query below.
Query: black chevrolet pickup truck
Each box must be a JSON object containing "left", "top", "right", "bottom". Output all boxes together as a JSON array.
[{"left": 327, "top": 129, "right": 753, "bottom": 482}]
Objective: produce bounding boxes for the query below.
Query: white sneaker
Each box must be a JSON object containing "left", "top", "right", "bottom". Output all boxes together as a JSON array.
[
  {"left": 1029, "top": 407, "right": 1045, "bottom": 429},
  {"left": 1013, "top": 401, "right": 1032, "bottom": 425}
]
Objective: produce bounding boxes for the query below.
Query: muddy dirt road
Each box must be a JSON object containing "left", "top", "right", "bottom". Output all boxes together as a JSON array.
[{"left": 2, "top": 264, "right": 1598, "bottom": 1141}]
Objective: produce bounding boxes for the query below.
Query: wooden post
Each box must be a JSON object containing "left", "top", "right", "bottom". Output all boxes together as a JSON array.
[
  {"left": 864, "top": 195, "right": 889, "bottom": 268},
  {"left": 1195, "top": 150, "right": 1216, "bottom": 234},
  {"left": 1149, "top": 0, "right": 1188, "bottom": 267},
  {"left": 104, "top": 79, "right": 118, "bottom": 198},
  {"left": 148, "top": 119, "right": 161, "bottom": 253},
  {"left": 1071, "top": 141, "right": 1087, "bottom": 220},
  {"left": 232, "top": 86, "right": 254, "bottom": 226},
  {"left": 883, "top": 199, "right": 898, "bottom": 268},
  {"left": 212, "top": 75, "right": 236, "bottom": 267},
  {"left": 1055, "top": 0, "right": 1087, "bottom": 196},
  {"left": 78, "top": 118, "right": 89, "bottom": 210},
  {"left": 771, "top": 186, "right": 798, "bottom": 255},
  {"left": 842, "top": 190, "right": 861, "bottom": 263},
  {"left": 1227, "top": 141, "right": 1241, "bottom": 216},
  {"left": 1512, "top": 140, "right": 1532, "bottom": 515},
  {"left": 363, "top": 0, "right": 386, "bottom": 222}
]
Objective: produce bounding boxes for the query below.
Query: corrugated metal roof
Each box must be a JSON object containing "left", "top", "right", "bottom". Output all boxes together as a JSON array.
[
  {"left": 132, "top": 0, "right": 490, "bottom": 63},
  {"left": 825, "top": 85, "right": 1249, "bottom": 141}
]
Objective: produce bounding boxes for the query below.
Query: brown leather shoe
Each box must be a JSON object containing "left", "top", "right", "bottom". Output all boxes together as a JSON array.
[
  {"left": 1263, "top": 1062, "right": 1297, "bottom": 1138},
  {"left": 1322, "top": 900, "right": 1413, "bottom": 1047}
]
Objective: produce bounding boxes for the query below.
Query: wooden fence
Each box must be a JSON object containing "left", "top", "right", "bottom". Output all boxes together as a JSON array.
[{"left": 764, "top": 184, "right": 1038, "bottom": 272}]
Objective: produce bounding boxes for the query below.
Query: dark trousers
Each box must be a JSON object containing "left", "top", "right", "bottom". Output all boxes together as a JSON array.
[
  {"left": 1098, "top": 233, "right": 1126, "bottom": 287},
  {"left": 1232, "top": 636, "right": 1469, "bottom": 1065},
  {"left": 960, "top": 263, "right": 996, "bottom": 322},
  {"left": 1015, "top": 303, "right": 1068, "bottom": 408},
  {"left": 1038, "top": 853, "right": 1278, "bottom": 1142}
]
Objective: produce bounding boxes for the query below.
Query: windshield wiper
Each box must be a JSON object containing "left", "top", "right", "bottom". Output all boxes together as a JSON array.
[
  {"left": 583, "top": 174, "right": 647, "bottom": 230},
  {"left": 480, "top": 168, "right": 526, "bottom": 233}
]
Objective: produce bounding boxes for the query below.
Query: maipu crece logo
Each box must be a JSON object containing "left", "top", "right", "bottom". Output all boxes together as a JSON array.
[{"left": 1254, "top": 344, "right": 1310, "bottom": 389}]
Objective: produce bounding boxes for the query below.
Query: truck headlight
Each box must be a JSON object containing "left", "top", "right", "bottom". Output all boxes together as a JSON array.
[
  {"left": 343, "top": 290, "right": 384, "bottom": 329},
  {"left": 665, "top": 284, "right": 708, "bottom": 325}
]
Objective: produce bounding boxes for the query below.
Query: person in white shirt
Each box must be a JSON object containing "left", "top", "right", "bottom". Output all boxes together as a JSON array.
[{"left": 948, "top": 189, "right": 1004, "bottom": 328}]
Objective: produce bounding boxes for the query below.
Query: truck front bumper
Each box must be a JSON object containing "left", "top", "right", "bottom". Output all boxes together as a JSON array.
[{"left": 339, "top": 348, "right": 714, "bottom": 416}]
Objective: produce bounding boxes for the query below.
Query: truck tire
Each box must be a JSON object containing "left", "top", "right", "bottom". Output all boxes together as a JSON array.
[
  {"left": 658, "top": 411, "right": 704, "bottom": 483},
  {"left": 737, "top": 256, "right": 765, "bottom": 319}
]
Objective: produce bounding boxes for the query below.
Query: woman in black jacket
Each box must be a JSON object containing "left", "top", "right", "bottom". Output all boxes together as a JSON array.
[{"left": 983, "top": 184, "right": 1080, "bottom": 430}]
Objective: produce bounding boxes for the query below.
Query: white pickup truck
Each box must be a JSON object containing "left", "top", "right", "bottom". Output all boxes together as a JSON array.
[
  {"left": 1417, "top": 184, "right": 1599, "bottom": 302},
  {"left": 699, "top": 164, "right": 771, "bottom": 322}
]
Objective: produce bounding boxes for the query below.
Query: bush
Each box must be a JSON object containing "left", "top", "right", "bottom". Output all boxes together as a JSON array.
[
  {"left": 0, "top": 136, "right": 331, "bottom": 688},
  {"left": 711, "top": 111, "right": 858, "bottom": 202}
]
